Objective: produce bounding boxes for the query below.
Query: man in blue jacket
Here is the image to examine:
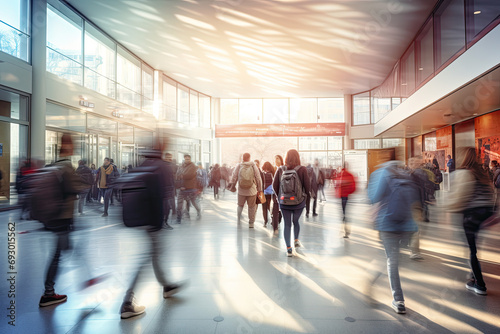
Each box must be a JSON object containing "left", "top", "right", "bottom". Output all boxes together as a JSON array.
[{"left": 367, "top": 160, "right": 419, "bottom": 314}]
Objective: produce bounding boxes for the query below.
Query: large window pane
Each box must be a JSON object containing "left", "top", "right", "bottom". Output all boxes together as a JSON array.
[
  {"left": 354, "top": 139, "right": 380, "bottom": 149},
  {"left": 46, "top": 102, "right": 86, "bottom": 133},
  {"left": 318, "top": 98, "right": 344, "bottom": 123},
  {"left": 0, "top": 22, "right": 29, "bottom": 61},
  {"left": 87, "top": 114, "right": 117, "bottom": 136},
  {"left": 46, "top": 5, "right": 83, "bottom": 84},
  {"left": 0, "top": 90, "right": 28, "bottom": 121},
  {"left": 468, "top": 0, "right": 500, "bottom": 41},
  {"left": 353, "top": 92, "right": 370, "bottom": 125},
  {"left": 117, "top": 84, "right": 141, "bottom": 109},
  {"left": 239, "top": 99, "right": 262, "bottom": 124},
  {"left": 220, "top": 99, "right": 238, "bottom": 125},
  {"left": 84, "top": 24, "right": 115, "bottom": 78},
  {"left": 178, "top": 85, "right": 189, "bottom": 125},
  {"left": 200, "top": 94, "right": 211, "bottom": 128},
  {"left": 435, "top": 0, "right": 466, "bottom": 69},
  {"left": 190, "top": 90, "right": 199, "bottom": 127},
  {"left": 142, "top": 65, "right": 154, "bottom": 100},
  {"left": 162, "top": 77, "right": 177, "bottom": 121},
  {"left": 290, "top": 98, "right": 317, "bottom": 123},
  {"left": 416, "top": 19, "right": 434, "bottom": 86},
  {"left": 371, "top": 95, "right": 391, "bottom": 123},
  {"left": 400, "top": 43, "right": 415, "bottom": 98},
  {"left": 263, "top": 99, "right": 288, "bottom": 124},
  {"left": 328, "top": 136, "right": 343, "bottom": 150},
  {"left": 383, "top": 138, "right": 405, "bottom": 148},
  {"left": 298, "top": 137, "right": 327, "bottom": 151},
  {"left": 117, "top": 46, "right": 141, "bottom": 93},
  {"left": 300, "top": 151, "right": 327, "bottom": 167}
]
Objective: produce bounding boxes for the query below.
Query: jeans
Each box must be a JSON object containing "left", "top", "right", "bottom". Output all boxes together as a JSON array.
[
  {"left": 124, "top": 229, "right": 170, "bottom": 303},
  {"left": 177, "top": 189, "right": 200, "bottom": 221},
  {"left": 163, "top": 196, "right": 176, "bottom": 223},
  {"left": 379, "top": 231, "right": 411, "bottom": 302},
  {"left": 44, "top": 222, "right": 71, "bottom": 295},
  {"left": 237, "top": 194, "right": 257, "bottom": 224},
  {"left": 282, "top": 207, "right": 304, "bottom": 248},
  {"left": 101, "top": 188, "right": 113, "bottom": 214},
  {"left": 318, "top": 184, "right": 326, "bottom": 201},
  {"left": 463, "top": 207, "right": 493, "bottom": 288},
  {"left": 78, "top": 189, "right": 89, "bottom": 213},
  {"left": 262, "top": 194, "right": 272, "bottom": 223}
]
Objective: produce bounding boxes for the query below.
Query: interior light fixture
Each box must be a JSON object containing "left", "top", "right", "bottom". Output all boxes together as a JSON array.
[
  {"left": 474, "top": 10, "right": 481, "bottom": 14},
  {"left": 418, "top": 67, "right": 424, "bottom": 71}
]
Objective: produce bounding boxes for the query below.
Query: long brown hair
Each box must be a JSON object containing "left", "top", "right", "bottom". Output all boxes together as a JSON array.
[
  {"left": 285, "top": 149, "right": 301, "bottom": 169},
  {"left": 458, "top": 147, "right": 490, "bottom": 184}
]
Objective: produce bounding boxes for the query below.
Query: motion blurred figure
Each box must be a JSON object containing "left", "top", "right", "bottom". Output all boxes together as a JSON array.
[
  {"left": 446, "top": 147, "right": 494, "bottom": 295},
  {"left": 335, "top": 164, "right": 356, "bottom": 238}
]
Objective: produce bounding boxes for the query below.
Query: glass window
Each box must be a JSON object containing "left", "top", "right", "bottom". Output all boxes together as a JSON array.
[
  {"left": 0, "top": 90, "right": 28, "bottom": 121},
  {"left": 46, "top": 5, "right": 83, "bottom": 85},
  {"left": 300, "top": 151, "right": 327, "bottom": 166},
  {"left": 46, "top": 102, "right": 86, "bottom": 133},
  {"left": 162, "top": 76, "right": 177, "bottom": 121},
  {"left": 468, "top": 0, "right": 500, "bottom": 41},
  {"left": 84, "top": 23, "right": 116, "bottom": 98},
  {"left": 298, "top": 137, "right": 327, "bottom": 151},
  {"left": 199, "top": 94, "right": 211, "bottom": 128},
  {"left": 142, "top": 65, "right": 154, "bottom": 114},
  {"left": 239, "top": 99, "right": 262, "bottom": 124},
  {"left": 416, "top": 19, "right": 434, "bottom": 86},
  {"left": 117, "top": 47, "right": 141, "bottom": 92},
  {"left": 383, "top": 138, "right": 405, "bottom": 148},
  {"left": 189, "top": 90, "right": 199, "bottom": 127},
  {"left": 327, "top": 151, "right": 343, "bottom": 168},
  {"left": 392, "top": 97, "right": 401, "bottom": 109},
  {"left": 118, "top": 123, "right": 134, "bottom": 144},
  {"left": 263, "top": 99, "right": 288, "bottom": 124},
  {"left": 352, "top": 92, "right": 370, "bottom": 125},
  {"left": 435, "top": 0, "right": 466, "bottom": 69},
  {"left": 290, "top": 98, "right": 317, "bottom": 123},
  {"left": 220, "top": 99, "right": 238, "bottom": 125},
  {"left": 400, "top": 43, "right": 415, "bottom": 98},
  {"left": 328, "top": 136, "right": 343, "bottom": 150},
  {"left": 318, "top": 98, "right": 344, "bottom": 123},
  {"left": 0, "top": 0, "right": 30, "bottom": 61},
  {"left": 135, "top": 128, "right": 153, "bottom": 150},
  {"left": 423, "top": 132, "right": 437, "bottom": 151},
  {"left": 354, "top": 139, "right": 380, "bottom": 149},
  {"left": 371, "top": 95, "right": 391, "bottom": 123},
  {"left": 177, "top": 84, "right": 189, "bottom": 125},
  {"left": 87, "top": 114, "right": 117, "bottom": 136}
]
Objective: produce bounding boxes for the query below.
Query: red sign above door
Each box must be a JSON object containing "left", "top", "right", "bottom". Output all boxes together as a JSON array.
[{"left": 215, "top": 123, "right": 345, "bottom": 138}]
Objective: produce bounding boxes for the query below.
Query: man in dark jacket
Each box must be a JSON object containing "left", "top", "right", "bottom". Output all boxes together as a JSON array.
[
  {"left": 305, "top": 163, "right": 318, "bottom": 218},
  {"left": 176, "top": 154, "right": 201, "bottom": 223},
  {"left": 76, "top": 160, "right": 93, "bottom": 215},
  {"left": 120, "top": 149, "right": 186, "bottom": 319},
  {"left": 97, "top": 157, "right": 120, "bottom": 217}
]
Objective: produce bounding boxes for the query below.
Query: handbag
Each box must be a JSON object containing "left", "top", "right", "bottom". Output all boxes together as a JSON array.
[{"left": 257, "top": 191, "right": 266, "bottom": 204}]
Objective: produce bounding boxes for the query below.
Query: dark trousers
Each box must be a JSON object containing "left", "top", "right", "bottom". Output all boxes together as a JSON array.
[
  {"left": 463, "top": 207, "right": 493, "bottom": 288},
  {"left": 262, "top": 194, "right": 272, "bottom": 223},
  {"left": 306, "top": 194, "right": 317, "bottom": 215},
  {"left": 282, "top": 207, "right": 304, "bottom": 248},
  {"left": 102, "top": 188, "right": 112, "bottom": 214},
  {"left": 214, "top": 186, "right": 219, "bottom": 198},
  {"left": 44, "top": 221, "right": 71, "bottom": 295},
  {"left": 271, "top": 195, "right": 281, "bottom": 231},
  {"left": 163, "top": 196, "right": 176, "bottom": 223}
]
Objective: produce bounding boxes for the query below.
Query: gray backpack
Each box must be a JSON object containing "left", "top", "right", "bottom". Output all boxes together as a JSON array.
[{"left": 279, "top": 166, "right": 304, "bottom": 205}]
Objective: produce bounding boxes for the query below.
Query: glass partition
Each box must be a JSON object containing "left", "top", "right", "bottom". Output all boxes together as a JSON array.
[
  {"left": 239, "top": 99, "right": 262, "bottom": 124},
  {"left": 263, "top": 99, "right": 288, "bottom": 124},
  {"left": 290, "top": 98, "right": 317, "bottom": 123},
  {"left": 318, "top": 98, "right": 344, "bottom": 122},
  {"left": 352, "top": 92, "right": 370, "bottom": 125},
  {"left": 435, "top": 0, "right": 466, "bottom": 69},
  {"left": 220, "top": 99, "right": 238, "bottom": 125}
]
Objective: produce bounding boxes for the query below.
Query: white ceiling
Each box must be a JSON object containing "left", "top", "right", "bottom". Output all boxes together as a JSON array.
[{"left": 64, "top": 0, "right": 437, "bottom": 98}]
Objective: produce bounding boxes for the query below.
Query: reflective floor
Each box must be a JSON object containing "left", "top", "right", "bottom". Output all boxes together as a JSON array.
[{"left": 1, "top": 187, "right": 499, "bottom": 334}]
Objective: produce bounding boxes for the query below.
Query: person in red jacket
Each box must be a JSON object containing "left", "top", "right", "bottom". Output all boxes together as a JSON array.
[{"left": 335, "top": 164, "right": 356, "bottom": 238}]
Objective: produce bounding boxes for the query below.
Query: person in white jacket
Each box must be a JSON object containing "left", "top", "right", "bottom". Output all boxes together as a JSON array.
[{"left": 446, "top": 147, "right": 494, "bottom": 296}]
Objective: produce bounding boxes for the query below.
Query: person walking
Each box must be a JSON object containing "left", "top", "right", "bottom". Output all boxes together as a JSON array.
[
  {"left": 367, "top": 159, "right": 420, "bottom": 314},
  {"left": 210, "top": 163, "right": 221, "bottom": 200},
  {"left": 490, "top": 160, "right": 500, "bottom": 211},
  {"left": 447, "top": 147, "right": 494, "bottom": 296},
  {"left": 96, "top": 157, "right": 119, "bottom": 217},
  {"left": 75, "top": 160, "right": 93, "bottom": 215},
  {"left": 230, "top": 153, "right": 263, "bottom": 228},
  {"left": 335, "top": 164, "right": 356, "bottom": 238},
  {"left": 261, "top": 161, "right": 275, "bottom": 228},
  {"left": 120, "top": 148, "right": 186, "bottom": 319},
  {"left": 305, "top": 163, "right": 319, "bottom": 218},
  {"left": 273, "top": 149, "right": 311, "bottom": 256},
  {"left": 271, "top": 155, "right": 284, "bottom": 235},
  {"left": 162, "top": 152, "right": 176, "bottom": 230},
  {"left": 176, "top": 155, "right": 201, "bottom": 223}
]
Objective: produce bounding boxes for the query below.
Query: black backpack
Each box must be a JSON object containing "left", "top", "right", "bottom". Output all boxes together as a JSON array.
[
  {"left": 117, "top": 165, "right": 163, "bottom": 228},
  {"left": 26, "top": 166, "right": 65, "bottom": 225},
  {"left": 279, "top": 166, "right": 304, "bottom": 206},
  {"left": 385, "top": 167, "right": 420, "bottom": 224}
]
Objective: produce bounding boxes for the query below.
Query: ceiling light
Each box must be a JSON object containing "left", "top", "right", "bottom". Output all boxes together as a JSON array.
[
  {"left": 473, "top": 113, "right": 478, "bottom": 115},
  {"left": 418, "top": 67, "right": 423, "bottom": 71},
  {"left": 401, "top": 83, "right": 407, "bottom": 86},
  {"left": 474, "top": 10, "right": 481, "bottom": 14}
]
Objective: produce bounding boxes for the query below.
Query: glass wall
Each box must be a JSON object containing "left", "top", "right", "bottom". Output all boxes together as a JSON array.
[
  {"left": 116, "top": 46, "right": 141, "bottom": 109},
  {"left": 46, "top": 102, "right": 86, "bottom": 133},
  {"left": 162, "top": 76, "right": 177, "bottom": 121},
  {"left": 354, "top": 139, "right": 381, "bottom": 149},
  {"left": 220, "top": 97, "right": 345, "bottom": 125},
  {"left": 200, "top": 94, "right": 211, "bottom": 128},
  {"left": 46, "top": 3, "right": 83, "bottom": 85},
  {"left": 0, "top": 0, "right": 30, "bottom": 61},
  {"left": 178, "top": 84, "right": 190, "bottom": 125},
  {"left": 351, "top": 0, "right": 499, "bottom": 125},
  {"left": 84, "top": 23, "right": 116, "bottom": 98},
  {"left": 189, "top": 90, "right": 199, "bottom": 127}
]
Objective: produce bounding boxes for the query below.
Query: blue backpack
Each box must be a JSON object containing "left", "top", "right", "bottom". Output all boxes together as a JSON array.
[{"left": 385, "top": 167, "right": 420, "bottom": 224}]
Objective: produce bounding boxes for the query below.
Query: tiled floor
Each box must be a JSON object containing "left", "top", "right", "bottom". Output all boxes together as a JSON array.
[{"left": 1, "top": 188, "right": 499, "bottom": 334}]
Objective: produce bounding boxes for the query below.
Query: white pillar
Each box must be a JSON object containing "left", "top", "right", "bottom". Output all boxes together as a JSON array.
[{"left": 343, "top": 94, "right": 352, "bottom": 150}]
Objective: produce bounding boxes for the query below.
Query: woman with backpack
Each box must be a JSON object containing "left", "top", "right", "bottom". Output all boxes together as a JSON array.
[
  {"left": 273, "top": 149, "right": 311, "bottom": 257},
  {"left": 447, "top": 147, "right": 494, "bottom": 295}
]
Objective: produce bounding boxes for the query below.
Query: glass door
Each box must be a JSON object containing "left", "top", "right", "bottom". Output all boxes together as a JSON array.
[{"left": 98, "top": 136, "right": 110, "bottom": 167}]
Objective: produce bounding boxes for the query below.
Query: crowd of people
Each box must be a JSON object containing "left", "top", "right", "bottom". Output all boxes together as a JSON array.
[{"left": 14, "top": 136, "right": 500, "bottom": 318}]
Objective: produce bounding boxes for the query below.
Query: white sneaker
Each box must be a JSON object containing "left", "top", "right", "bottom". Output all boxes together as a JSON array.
[
  {"left": 287, "top": 248, "right": 293, "bottom": 257},
  {"left": 273, "top": 229, "right": 279, "bottom": 236},
  {"left": 294, "top": 240, "right": 303, "bottom": 248},
  {"left": 410, "top": 253, "right": 424, "bottom": 260},
  {"left": 120, "top": 300, "right": 145, "bottom": 319}
]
